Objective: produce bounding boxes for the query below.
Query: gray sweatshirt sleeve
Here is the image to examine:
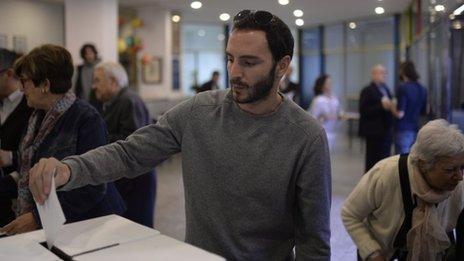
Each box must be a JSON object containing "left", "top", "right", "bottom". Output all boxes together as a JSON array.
[
  {"left": 295, "top": 132, "right": 332, "bottom": 260},
  {"left": 60, "top": 98, "right": 194, "bottom": 191}
]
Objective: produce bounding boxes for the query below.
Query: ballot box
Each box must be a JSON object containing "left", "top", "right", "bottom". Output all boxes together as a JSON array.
[{"left": 0, "top": 215, "right": 224, "bottom": 261}]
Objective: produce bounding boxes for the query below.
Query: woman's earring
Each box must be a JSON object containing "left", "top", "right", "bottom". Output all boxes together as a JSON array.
[{"left": 41, "top": 88, "right": 46, "bottom": 94}]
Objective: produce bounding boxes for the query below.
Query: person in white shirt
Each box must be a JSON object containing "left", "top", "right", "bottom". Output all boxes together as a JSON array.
[
  {"left": 342, "top": 119, "right": 464, "bottom": 261},
  {"left": 309, "top": 74, "right": 341, "bottom": 150}
]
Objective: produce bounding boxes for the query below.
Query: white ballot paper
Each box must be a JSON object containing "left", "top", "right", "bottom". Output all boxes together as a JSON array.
[{"left": 35, "top": 175, "right": 66, "bottom": 249}]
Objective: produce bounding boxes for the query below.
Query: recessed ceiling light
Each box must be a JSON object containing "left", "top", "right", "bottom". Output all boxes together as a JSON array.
[
  {"left": 198, "top": 30, "right": 206, "bottom": 37},
  {"left": 217, "top": 34, "right": 225, "bottom": 41},
  {"left": 191, "top": 1, "right": 202, "bottom": 9},
  {"left": 219, "top": 13, "right": 230, "bottom": 21},
  {"left": 452, "top": 21, "right": 462, "bottom": 30},
  {"left": 295, "top": 19, "right": 304, "bottom": 27},
  {"left": 278, "top": 0, "right": 290, "bottom": 6},
  {"left": 375, "top": 7, "right": 385, "bottom": 15},
  {"left": 293, "top": 10, "right": 303, "bottom": 17},
  {"left": 348, "top": 22, "right": 357, "bottom": 29},
  {"left": 434, "top": 5, "right": 445, "bottom": 12},
  {"left": 172, "top": 15, "right": 181, "bottom": 23},
  {"left": 449, "top": 14, "right": 456, "bottom": 20}
]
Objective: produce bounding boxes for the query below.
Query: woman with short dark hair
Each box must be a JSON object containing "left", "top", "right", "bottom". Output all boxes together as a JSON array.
[{"left": 0, "top": 44, "right": 124, "bottom": 235}]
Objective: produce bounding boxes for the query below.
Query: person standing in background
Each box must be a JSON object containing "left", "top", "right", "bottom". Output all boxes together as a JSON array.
[
  {"left": 75, "top": 43, "right": 102, "bottom": 112},
  {"left": 196, "top": 71, "right": 220, "bottom": 93},
  {"left": 309, "top": 74, "right": 341, "bottom": 150},
  {"left": 92, "top": 61, "right": 156, "bottom": 228},
  {"left": 359, "top": 64, "right": 394, "bottom": 172},
  {"left": 0, "top": 48, "right": 33, "bottom": 227},
  {"left": 393, "top": 61, "right": 427, "bottom": 154}
]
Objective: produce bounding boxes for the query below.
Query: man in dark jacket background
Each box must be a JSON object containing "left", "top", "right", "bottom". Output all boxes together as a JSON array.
[
  {"left": 0, "top": 48, "right": 33, "bottom": 227},
  {"left": 92, "top": 61, "right": 156, "bottom": 227},
  {"left": 359, "top": 64, "right": 394, "bottom": 172}
]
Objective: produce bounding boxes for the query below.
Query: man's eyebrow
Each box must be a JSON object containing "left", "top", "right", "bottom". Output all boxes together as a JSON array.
[{"left": 226, "top": 52, "right": 262, "bottom": 61}]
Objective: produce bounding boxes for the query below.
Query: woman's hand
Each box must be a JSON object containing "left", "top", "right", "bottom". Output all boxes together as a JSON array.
[{"left": 0, "top": 212, "right": 38, "bottom": 235}]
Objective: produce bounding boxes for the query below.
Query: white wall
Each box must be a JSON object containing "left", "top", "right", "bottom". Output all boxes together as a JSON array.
[
  {"left": 65, "top": 0, "right": 118, "bottom": 65},
  {"left": 135, "top": 5, "right": 181, "bottom": 100},
  {"left": 0, "top": 0, "right": 64, "bottom": 51}
]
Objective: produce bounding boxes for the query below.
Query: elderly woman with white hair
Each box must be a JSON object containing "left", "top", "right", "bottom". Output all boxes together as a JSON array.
[{"left": 342, "top": 119, "right": 464, "bottom": 261}]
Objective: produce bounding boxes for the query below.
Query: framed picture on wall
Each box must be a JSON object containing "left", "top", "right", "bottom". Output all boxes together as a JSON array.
[
  {"left": 142, "top": 57, "right": 162, "bottom": 84},
  {"left": 13, "top": 36, "right": 27, "bottom": 54},
  {"left": 0, "top": 34, "right": 7, "bottom": 48}
]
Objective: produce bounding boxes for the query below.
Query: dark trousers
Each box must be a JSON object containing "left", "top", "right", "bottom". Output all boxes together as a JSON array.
[
  {"left": 365, "top": 136, "right": 392, "bottom": 172},
  {"left": 115, "top": 170, "right": 156, "bottom": 227}
]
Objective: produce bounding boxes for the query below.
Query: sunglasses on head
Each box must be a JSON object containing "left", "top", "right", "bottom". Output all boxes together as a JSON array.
[{"left": 233, "top": 10, "right": 275, "bottom": 26}]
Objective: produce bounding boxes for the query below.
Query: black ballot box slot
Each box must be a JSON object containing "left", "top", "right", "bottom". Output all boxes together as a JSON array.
[{"left": 39, "top": 241, "right": 74, "bottom": 261}]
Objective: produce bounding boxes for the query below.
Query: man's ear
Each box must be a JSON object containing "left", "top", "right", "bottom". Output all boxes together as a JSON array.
[
  {"left": 276, "top": 55, "right": 291, "bottom": 78},
  {"left": 42, "top": 79, "right": 51, "bottom": 92},
  {"left": 109, "top": 76, "right": 118, "bottom": 89}
]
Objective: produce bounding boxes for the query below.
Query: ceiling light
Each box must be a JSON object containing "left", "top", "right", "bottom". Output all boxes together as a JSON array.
[
  {"left": 219, "top": 13, "right": 230, "bottom": 21},
  {"left": 454, "top": 4, "right": 464, "bottom": 15},
  {"left": 452, "top": 21, "right": 462, "bottom": 30},
  {"left": 217, "top": 34, "right": 225, "bottom": 41},
  {"left": 172, "top": 15, "right": 181, "bottom": 23},
  {"left": 293, "top": 10, "right": 303, "bottom": 17},
  {"left": 197, "top": 30, "right": 206, "bottom": 37},
  {"left": 434, "top": 5, "right": 445, "bottom": 12},
  {"left": 375, "top": 7, "right": 385, "bottom": 14},
  {"left": 450, "top": 14, "right": 456, "bottom": 20},
  {"left": 295, "top": 19, "right": 304, "bottom": 27},
  {"left": 191, "top": 1, "right": 202, "bottom": 9},
  {"left": 348, "top": 22, "right": 357, "bottom": 29},
  {"left": 278, "top": 0, "right": 289, "bottom": 6}
]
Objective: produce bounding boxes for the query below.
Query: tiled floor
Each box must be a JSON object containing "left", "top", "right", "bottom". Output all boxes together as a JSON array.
[{"left": 153, "top": 125, "right": 366, "bottom": 260}]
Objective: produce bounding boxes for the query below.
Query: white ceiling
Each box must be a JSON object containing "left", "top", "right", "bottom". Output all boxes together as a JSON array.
[{"left": 119, "top": 0, "right": 411, "bottom": 27}]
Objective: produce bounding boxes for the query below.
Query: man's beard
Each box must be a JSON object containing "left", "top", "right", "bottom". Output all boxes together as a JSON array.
[{"left": 230, "top": 67, "right": 276, "bottom": 104}]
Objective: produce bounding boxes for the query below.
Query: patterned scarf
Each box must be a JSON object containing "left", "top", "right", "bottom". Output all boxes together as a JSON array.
[
  {"left": 406, "top": 161, "right": 453, "bottom": 261},
  {"left": 16, "top": 92, "right": 76, "bottom": 216}
]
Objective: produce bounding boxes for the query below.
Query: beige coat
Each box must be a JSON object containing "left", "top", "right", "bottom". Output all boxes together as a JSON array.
[{"left": 341, "top": 155, "right": 464, "bottom": 260}]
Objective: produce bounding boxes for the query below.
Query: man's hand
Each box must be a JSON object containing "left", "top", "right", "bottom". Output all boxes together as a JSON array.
[
  {"left": 0, "top": 150, "right": 13, "bottom": 167},
  {"left": 28, "top": 158, "right": 71, "bottom": 205},
  {"left": 0, "top": 212, "right": 38, "bottom": 235},
  {"left": 380, "top": 97, "right": 392, "bottom": 111}
]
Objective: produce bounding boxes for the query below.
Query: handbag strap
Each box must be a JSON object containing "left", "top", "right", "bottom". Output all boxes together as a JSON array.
[{"left": 393, "top": 153, "right": 416, "bottom": 251}]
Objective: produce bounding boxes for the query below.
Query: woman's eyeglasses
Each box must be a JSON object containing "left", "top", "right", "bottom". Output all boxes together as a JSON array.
[{"left": 233, "top": 10, "right": 275, "bottom": 26}]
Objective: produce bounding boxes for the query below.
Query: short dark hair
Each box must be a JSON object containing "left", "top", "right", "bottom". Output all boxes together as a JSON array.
[
  {"left": 313, "top": 74, "right": 329, "bottom": 96},
  {"left": 80, "top": 43, "right": 98, "bottom": 60},
  {"left": 399, "top": 61, "right": 419, "bottom": 82},
  {"left": 212, "top": 71, "right": 220, "bottom": 77},
  {"left": 0, "top": 48, "right": 21, "bottom": 71},
  {"left": 232, "top": 10, "right": 294, "bottom": 62},
  {"left": 14, "top": 44, "right": 74, "bottom": 94}
]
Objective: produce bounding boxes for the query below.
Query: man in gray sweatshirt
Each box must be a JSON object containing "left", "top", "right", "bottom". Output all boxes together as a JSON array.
[{"left": 29, "top": 10, "right": 331, "bottom": 260}]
